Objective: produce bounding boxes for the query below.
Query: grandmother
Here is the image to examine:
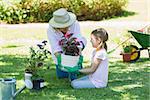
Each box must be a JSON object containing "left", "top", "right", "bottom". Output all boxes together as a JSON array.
[{"left": 47, "top": 8, "right": 87, "bottom": 81}]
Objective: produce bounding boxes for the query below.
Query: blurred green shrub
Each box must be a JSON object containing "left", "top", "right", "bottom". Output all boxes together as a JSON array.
[{"left": 0, "top": 0, "right": 128, "bottom": 24}]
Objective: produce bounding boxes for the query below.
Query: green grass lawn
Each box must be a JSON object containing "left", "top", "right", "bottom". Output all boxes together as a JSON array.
[{"left": 0, "top": 27, "right": 149, "bottom": 100}]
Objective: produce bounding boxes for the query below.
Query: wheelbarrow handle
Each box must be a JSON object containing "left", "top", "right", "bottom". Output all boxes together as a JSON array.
[{"left": 108, "top": 37, "right": 132, "bottom": 54}]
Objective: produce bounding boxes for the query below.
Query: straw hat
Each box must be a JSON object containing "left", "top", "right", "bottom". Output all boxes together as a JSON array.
[{"left": 49, "top": 8, "right": 76, "bottom": 28}]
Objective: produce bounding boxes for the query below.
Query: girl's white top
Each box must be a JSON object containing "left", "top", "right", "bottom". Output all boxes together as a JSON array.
[
  {"left": 89, "top": 48, "right": 109, "bottom": 88},
  {"left": 47, "top": 21, "right": 87, "bottom": 64}
]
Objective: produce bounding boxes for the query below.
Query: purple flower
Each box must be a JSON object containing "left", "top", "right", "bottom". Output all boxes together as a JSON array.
[
  {"left": 42, "top": 40, "right": 47, "bottom": 45},
  {"left": 37, "top": 44, "right": 44, "bottom": 49},
  {"left": 47, "top": 51, "right": 51, "bottom": 54}
]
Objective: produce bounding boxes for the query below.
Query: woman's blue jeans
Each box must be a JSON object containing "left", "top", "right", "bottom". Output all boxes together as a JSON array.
[{"left": 56, "top": 65, "right": 77, "bottom": 81}]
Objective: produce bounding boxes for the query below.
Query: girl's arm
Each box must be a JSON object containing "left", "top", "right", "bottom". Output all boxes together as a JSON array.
[{"left": 79, "top": 58, "right": 102, "bottom": 74}]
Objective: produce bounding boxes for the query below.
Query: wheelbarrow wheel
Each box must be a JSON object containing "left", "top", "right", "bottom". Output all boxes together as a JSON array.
[{"left": 130, "top": 45, "right": 140, "bottom": 61}]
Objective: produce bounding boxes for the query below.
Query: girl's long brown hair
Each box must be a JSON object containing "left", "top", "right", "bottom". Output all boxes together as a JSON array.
[{"left": 91, "top": 28, "right": 108, "bottom": 51}]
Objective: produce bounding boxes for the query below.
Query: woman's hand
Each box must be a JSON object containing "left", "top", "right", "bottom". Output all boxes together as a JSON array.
[
  {"left": 78, "top": 47, "right": 82, "bottom": 55},
  {"left": 54, "top": 51, "right": 62, "bottom": 58}
]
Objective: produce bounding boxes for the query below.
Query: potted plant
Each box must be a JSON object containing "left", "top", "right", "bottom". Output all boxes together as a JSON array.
[
  {"left": 25, "top": 40, "right": 51, "bottom": 89},
  {"left": 58, "top": 33, "right": 82, "bottom": 72},
  {"left": 121, "top": 45, "right": 132, "bottom": 62}
]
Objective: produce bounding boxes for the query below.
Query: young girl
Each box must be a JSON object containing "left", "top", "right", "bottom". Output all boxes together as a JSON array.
[{"left": 71, "top": 28, "right": 109, "bottom": 88}]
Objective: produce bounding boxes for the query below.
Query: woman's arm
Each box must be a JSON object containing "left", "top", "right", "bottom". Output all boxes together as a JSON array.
[
  {"left": 71, "top": 21, "right": 87, "bottom": 50},
  {"left": 79, "top": 58, "right": 102, "bottom": 74},
  {"left": 47, "top": 27, "right": 62, "bottom": 54}
]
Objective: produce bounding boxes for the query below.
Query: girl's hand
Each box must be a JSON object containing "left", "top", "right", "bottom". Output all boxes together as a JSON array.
[{"left": 79, "top": 58, "right": 102, "bottom": 74}]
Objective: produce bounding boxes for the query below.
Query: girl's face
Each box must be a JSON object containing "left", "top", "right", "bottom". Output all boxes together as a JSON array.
[{"left": 90, "top": 34, "right": 102, "bottom": 48}]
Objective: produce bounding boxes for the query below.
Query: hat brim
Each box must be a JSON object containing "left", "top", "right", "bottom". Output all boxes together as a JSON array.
[{"left": 49, "top": 12, "right": 76, "bottom": 28}]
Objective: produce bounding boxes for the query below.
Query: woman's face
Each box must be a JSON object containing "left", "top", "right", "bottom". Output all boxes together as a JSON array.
[
  {"left": 55, "top": 27, "right": 69, "bottom": 34},
  {"left": 90, "top": 34, "right": 101, "bottom": 48}
]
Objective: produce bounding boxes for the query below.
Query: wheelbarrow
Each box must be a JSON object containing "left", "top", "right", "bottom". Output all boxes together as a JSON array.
[
  {"left": 108, "top": 30, "right": 150, "bottom": 62},
  {"left": 124, "top": 30, "right": 150, "bottom": 62}
]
